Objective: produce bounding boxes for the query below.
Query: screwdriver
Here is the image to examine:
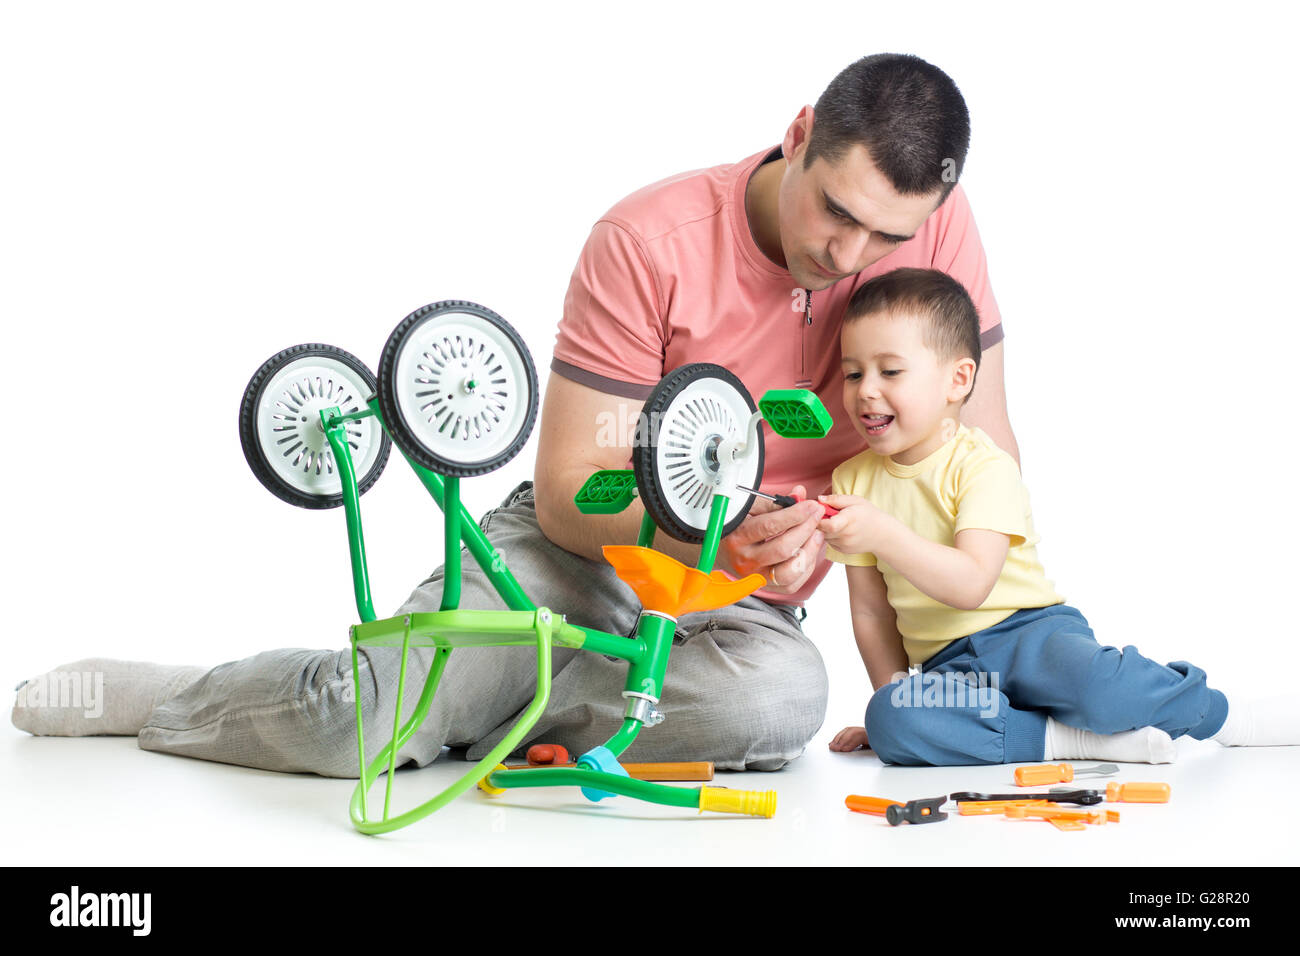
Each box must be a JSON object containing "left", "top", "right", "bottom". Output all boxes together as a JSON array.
[
  {"left": 1049, "top": 782, "right": 1172, "bottom": 804},
  {"left": 737, "top": 485, "right": 839, "bottom": 517},
  {"left": 1014, "top": 762, "right": 1119, "bottom": 786}
]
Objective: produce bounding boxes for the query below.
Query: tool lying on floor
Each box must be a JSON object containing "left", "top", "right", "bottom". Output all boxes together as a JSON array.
[
  {"left": 845, "top": 794, "right": 948, "bottom": 826},
  {"left": 848, "top": 789, "right": 1107, "bottom": 826},
  {"left": 1050, "top": 782, "right": 1171, "bottom": 803},
  {"left": 958, "top": 799, "right": 1055, "bottom": 815},
  {"left": 1014, "top": 762, "right": 1119, "bottom": 786},
  {"left": 1005, "top": 804, "right": 1122, "bottom": 830},
  {"left": 848, "top": 780, "right": 1173, "bottom": 828},
  {"left": 843, "top": 790, "right": 1091, "bottom": 825},
  {"left": 951, "top": 789, "right": 1104, "bottom": 806},
  {"left": 513, "top": 744, "right": 715, "bottom": 781}
]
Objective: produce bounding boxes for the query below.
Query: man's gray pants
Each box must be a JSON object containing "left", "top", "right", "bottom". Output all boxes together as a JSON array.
[{"left": 138, "top": 482, "right": 829, "bottom": 776}]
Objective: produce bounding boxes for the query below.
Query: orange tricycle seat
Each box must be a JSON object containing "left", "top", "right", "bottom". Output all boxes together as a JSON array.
[{"left": 601, "top": 545, "right": 766, "bottom": 617}]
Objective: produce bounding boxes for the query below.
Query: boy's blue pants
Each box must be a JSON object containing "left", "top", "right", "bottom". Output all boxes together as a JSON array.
[{"left": 864, "top": 604, "right": 1229, "bottom": 766}]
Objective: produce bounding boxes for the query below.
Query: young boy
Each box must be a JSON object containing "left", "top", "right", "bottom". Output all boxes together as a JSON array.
[{"left": 819, "top": 267, "right": 1297, "bottom": 766}]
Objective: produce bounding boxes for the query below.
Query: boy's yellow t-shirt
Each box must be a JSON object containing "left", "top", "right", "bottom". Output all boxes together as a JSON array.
[{"left": 825, "top": 424, "right": 1065, "bottom": 667}]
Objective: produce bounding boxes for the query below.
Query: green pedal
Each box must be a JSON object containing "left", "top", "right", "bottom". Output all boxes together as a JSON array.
[
  {"left": 759, "top": 389, "right": 833, "bottom": 439},
  {"left": 575, "top": 469, "right": 638, "bottom": 514}
]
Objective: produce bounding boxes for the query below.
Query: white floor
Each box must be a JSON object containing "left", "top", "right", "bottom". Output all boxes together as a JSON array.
[
  {"left": 7, "top": 531, "right": 1299, "bottom": 868},
  {"left": 5, "top": 720, "right": 1296, "bottom": 867}
]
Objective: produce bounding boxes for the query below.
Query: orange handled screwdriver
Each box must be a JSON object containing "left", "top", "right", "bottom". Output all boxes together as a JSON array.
[
  {"left": 1015, "top": 763, "right": 1073, "bottom": 786},
  {"left": 1014, "top": 762, "right": 1119, "bottom": 786},
  {"left": 1106, "top": 782, "right": 1171, "bottom": 803},
  {"left": 1050, "top": 782, "right": 1172, "bottom": 803}
]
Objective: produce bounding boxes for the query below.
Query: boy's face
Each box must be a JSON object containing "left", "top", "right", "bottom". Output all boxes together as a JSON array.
[{"left": 840, "top": 311, "right": 971, "bottom": 465}]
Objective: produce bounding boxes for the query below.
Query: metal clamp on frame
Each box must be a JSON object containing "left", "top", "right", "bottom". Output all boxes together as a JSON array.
[{"left": 622, "top": 690, "right": 665, "bottom": 727}]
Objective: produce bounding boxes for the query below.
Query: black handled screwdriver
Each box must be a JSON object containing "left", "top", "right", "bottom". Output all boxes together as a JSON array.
[{"left": 736, "top": 485, "right": 840, "bottom": 517}]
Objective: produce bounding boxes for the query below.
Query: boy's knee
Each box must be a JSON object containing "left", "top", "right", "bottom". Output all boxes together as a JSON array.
[
  {"left": 1072, "top": 645, "right": 1198, "bottom": 734},
  {"left": 864, "top": 679, "right": 927, "bottom": 766}
]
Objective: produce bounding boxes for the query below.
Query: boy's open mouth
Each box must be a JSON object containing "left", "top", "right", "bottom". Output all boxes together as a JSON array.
[{"left": 863, "top": 414, "right": 894, "bottom": 435}]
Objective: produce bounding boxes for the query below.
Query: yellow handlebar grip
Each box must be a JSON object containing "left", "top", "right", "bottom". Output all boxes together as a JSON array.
[
  {"left": 1015, "top": 763, "right": 1073, "bottom": 786},
  {"left": 699, "top": 786, "right": 777, "bottom": 818},
  {"left": 1106, "top": 782, "right": 1171, "bottom": 803}
]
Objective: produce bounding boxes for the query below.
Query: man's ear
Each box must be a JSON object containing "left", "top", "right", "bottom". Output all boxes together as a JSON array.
[
  {"left": 782, "top": 106, "right": 815, "bottom": 164},
  {"left": 949, "top": 357, "right": 977, "bottom": 403}
]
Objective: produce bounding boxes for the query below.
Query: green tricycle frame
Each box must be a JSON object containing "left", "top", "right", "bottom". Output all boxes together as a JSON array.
[{"left": 239, "top": 301, "right": 832, "bottom": 835}]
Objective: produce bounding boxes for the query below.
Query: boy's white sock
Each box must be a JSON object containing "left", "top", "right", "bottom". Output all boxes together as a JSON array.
[
  {"left": 11, "top": 658, "right": 207, "bottom": 737},
  {"left": 1211, "top": 695, "right": 1300, "bottom": 747},
  {"left": 1043, "top": 717, "right": 1177, "bottom": 764}
]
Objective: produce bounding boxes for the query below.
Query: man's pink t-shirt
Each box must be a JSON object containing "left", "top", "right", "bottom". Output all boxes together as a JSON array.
[{"left": 552, "top": 146, "right": 1003, "bottom": 605}]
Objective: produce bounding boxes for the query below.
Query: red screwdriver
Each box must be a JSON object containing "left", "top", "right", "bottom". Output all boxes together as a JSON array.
[{"left": 737, "top": 485, "right": 839, "bottom": 518}]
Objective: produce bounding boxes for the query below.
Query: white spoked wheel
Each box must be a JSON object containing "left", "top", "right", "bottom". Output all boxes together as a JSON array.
[
  {"left": 633, "top": 363, "right": 763, "bottom": 543},
  {"left": 239, "top": 345, "right": 391, "bottom": 509},
  {"left": 378, "top": 301, "right": 538, "bottom": 477}
]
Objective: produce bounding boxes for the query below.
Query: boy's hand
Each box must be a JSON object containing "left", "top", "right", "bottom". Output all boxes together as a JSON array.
[
  {"left": 816, "top": 493, "right": 888, "bottom": 555},
  {"left": 719, "top": 484, "right": 825, "bottom": 594},
  {"left": 829, "top": 726, "right": 869, "bottom": 752}
]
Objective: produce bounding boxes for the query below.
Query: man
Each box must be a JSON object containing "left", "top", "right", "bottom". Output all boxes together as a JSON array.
[{"left": 13, "top": 54, "right": 1016, "bottom": 775}]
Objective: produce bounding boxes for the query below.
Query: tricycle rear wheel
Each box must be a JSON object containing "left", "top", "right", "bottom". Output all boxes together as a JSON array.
[{"left": 239, "top": 344, "right": 391, "bottom": 509}]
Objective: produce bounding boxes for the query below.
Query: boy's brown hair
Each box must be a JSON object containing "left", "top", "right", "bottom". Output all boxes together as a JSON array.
[{"left": 844, "top": 267, "right": 981, "bottom": 405}]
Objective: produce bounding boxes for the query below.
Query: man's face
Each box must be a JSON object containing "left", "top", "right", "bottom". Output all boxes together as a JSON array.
[{"left": 778, "top": 139, "right": 944, "bottom": 291}]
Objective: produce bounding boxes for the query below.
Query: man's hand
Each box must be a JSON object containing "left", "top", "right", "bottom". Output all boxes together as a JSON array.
[
  {"left": 829, "top": 726, "right": 869, "bottom": 752},
  {"left": 816, "top": 493, "right": 889, "bottom": 556},
  {"left": 718, "top": 484, "right": 825, "bottom": 594}
]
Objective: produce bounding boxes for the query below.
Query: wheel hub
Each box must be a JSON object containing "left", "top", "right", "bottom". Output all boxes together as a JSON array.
[
  {"left": 632, "top": 363, "right": 763, "bottom": 544},
  {"left": 701, "top": 434, "right": 723, "bottom": 476}
]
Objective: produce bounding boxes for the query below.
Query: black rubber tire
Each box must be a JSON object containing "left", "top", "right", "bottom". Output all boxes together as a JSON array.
[
  {"left": 377, "top": 301, "right": 539, "bottom": 478},
  {"left": 239, "top": 343, "right": 391, "bottom": 510},
  {"left": 633, "top": 363, "right": 763, "bottom": 544}
]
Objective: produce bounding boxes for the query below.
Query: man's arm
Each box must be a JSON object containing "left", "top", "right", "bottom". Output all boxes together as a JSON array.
[
  {"left": 960, "top": 340, "right": 1020, "bottom": 467},
  {"left": 533, "top": 373, "right": 649, "bottom": 562},
  {"left": 925, "top": 187, "right": 1019, "bottom": 466},
  {"left": 534, "top": 374, "right": 824, "bottom": 587},
  {"left": 543, "top": 213, "right": 823, "bottom": 586}
]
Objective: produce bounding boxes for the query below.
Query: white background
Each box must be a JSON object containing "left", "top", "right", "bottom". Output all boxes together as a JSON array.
[{"left": 2, "top": 0, "right": 1298, "bottom": 856}]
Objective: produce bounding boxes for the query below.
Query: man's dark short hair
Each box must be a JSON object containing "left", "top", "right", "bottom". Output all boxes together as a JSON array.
[
  {"left": 845, "top": 267, "right": 982, "bottom": 405},
  {"left": 806, "top": 54, "right": 971, "bottom": 205}
]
